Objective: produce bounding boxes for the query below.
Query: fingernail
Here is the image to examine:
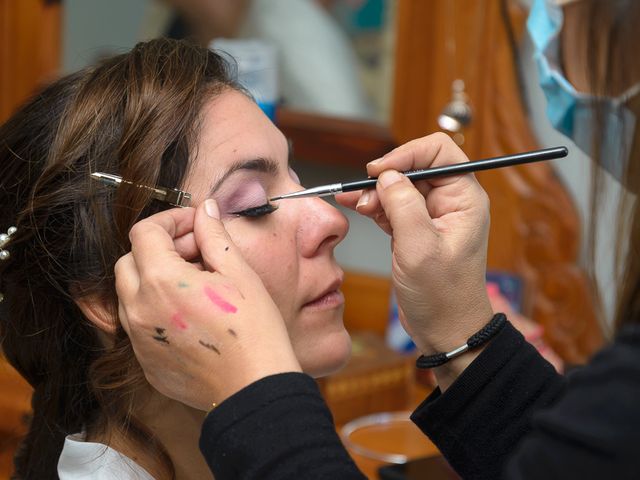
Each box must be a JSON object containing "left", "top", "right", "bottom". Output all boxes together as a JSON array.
[
  {"left": 205, "top": 199, "right": 220, "bottom": 219},
  {"left": 367, "top": 158, "right": 383, "bottom": 168},
  {"left": 378, "top": 170, "right": 403, "bottom": 189},
  {"left": 356, "top": 190, "right": 370, "bottom": 209}
]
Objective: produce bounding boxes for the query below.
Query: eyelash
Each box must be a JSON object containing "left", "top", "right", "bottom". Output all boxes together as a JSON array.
[{"left": 231, "top": 203, "right": 279, "bottom": 218}]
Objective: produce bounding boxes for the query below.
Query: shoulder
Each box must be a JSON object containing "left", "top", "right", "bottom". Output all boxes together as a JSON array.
[{"left": 57, "top": 432, "right": 155, "bottom": 480}]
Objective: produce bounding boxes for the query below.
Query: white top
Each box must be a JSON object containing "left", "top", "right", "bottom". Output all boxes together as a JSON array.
[{"left": 57, "top": 433, "right": 154, "bottom": 479}]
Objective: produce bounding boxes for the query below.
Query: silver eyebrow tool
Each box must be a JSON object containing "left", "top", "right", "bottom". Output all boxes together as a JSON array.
[
  {"left": 90, "top": 172, "right": 192, "bottom": 207},
  {"left": 270, "top": 146, "right": 568, "bottom": 201}
]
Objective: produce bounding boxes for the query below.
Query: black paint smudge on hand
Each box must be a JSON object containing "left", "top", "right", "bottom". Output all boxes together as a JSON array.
[{"left": 199, "top": 340, "right": 221, "bottom": 355}]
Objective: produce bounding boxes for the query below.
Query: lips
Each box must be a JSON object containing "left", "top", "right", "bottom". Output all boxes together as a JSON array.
[{"left": 303, "top": 275, "right": 344, "bottom": 309}]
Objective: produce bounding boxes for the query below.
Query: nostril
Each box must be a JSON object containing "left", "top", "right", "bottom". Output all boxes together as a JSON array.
[{"left": 319, "top": 234, "right": 340, "bottom": 251}]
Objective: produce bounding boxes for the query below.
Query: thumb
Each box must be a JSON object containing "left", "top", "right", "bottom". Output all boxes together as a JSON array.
[
  {"left": 194, "top": 199, "right": 248, "bottom": 276},
  {"left": 376, "top": 170, "right": 436, "bottom": 242}
]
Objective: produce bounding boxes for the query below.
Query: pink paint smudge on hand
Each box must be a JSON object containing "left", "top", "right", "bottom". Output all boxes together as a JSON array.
[
  {"left": 171, "top": 312, "right": 188, "bottom": 330},
  {"left": 204, "top": 286, "right": 238, "bottom": 314}
]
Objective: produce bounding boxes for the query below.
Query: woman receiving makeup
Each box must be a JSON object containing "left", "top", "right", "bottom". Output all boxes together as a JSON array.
[
  {"left": 116, "top": 0, "right": 640, "bottom": 478},
  {"left": 0, "top": 38, "right": 356, "bottom": 479}
]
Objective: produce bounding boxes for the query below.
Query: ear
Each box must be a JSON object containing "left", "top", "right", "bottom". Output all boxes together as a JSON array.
[{"left": 75, "top": 296, "right": 118, "bottom": 334}]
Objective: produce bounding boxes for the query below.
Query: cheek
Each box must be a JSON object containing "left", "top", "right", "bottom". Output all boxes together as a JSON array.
[{"left": 224, "top": 222, "right": 300, "bottom": 319}]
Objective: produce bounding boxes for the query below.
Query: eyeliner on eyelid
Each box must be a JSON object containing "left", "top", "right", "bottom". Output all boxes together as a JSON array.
[{"left": 230, "top": 203, "right": 278, "bottom": 217}]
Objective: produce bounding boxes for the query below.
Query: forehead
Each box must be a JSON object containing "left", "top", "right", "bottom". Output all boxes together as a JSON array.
[{"left": 185, "top": 89, "right": 288, "bottom": 198}]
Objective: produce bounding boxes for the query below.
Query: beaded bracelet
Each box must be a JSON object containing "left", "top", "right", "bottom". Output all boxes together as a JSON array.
[{"left": 416, "top": 313, "right": 507, "bottom": 369}]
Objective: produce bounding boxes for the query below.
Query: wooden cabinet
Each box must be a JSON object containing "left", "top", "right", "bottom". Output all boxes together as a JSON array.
[{"left": 0, "top": 0, "right": 61, "bottom": 122}]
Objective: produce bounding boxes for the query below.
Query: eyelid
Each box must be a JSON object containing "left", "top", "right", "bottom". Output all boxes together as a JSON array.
[
  {"left": 208, "top": 158, "right": 280, "bottom": 197},
  {"left": 216, "top": 179, "right": 269, "bottom": 215}
]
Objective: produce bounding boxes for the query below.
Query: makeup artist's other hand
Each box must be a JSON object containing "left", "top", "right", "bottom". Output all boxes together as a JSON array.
[
  {"left": 336, "top": 133, "right": 493, "bottom": 365},
  {"left": 115, "top": 200, "right": 301, "bottom": 411}
]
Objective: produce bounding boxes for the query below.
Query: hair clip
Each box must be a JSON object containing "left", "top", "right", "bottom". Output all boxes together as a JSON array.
[
  {"left": 0, "top": 226, "right": 17, "bottom": 261},
  {"left": 0, "top": 226, "right": 17, "bottom": 303},
  {"left": 90, "top": 172, "right": 192, "bottom": 207}
]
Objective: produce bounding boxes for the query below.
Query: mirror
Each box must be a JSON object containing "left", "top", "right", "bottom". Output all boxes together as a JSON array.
[
  {"left": 146, "top": 0, "right": 397, "bottom": 124},
  {"left": 63, "top": 0, "right": 397, "bottom": 130}
]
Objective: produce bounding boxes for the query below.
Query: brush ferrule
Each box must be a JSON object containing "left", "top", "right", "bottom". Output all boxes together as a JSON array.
[{"left": 271, "top": 183, "right": 343, "bottom": 201}]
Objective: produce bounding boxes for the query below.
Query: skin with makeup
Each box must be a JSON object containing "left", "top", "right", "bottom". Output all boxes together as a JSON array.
[{"left": 180, "top": 90, "right": 351, "bottom": 379}]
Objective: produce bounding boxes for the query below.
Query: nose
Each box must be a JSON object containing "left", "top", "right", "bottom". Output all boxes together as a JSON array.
[{"left": 295, "top": 196, "right": 349, "bottom": 258}]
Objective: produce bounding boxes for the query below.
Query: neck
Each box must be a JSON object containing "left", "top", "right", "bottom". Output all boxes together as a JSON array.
[
  {"left": 140, "top": 393, "right": 213, "bottom": 480},
  {"left": 90, "top": 392, "right": 213, "bottom": 480}
]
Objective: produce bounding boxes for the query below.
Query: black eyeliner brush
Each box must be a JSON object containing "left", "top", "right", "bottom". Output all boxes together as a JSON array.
[{"left": 269, "top": 146, "right": 568, "bottom": 201}]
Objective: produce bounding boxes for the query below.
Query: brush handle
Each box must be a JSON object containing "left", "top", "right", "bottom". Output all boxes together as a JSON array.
[{"left": 340, "top": 146, "right": 568, "bottom": 193}]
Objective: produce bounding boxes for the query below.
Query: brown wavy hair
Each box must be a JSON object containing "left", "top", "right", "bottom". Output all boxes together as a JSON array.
[{"left": 0, "top": 38, "right": 241, "bottom": 479}]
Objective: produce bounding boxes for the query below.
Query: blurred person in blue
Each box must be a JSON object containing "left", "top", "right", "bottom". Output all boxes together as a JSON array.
[{"left": 116, "top": 0, "right": 640, "bottom": 478}]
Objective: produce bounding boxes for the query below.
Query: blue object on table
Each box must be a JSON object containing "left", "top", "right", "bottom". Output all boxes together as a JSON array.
[
  {"left": 486, "top": 271, "right": 524, "bottom": 313},
  {"left": 386, "top": 290, "right": 415, "bottom": 353},
  {"left": 385, "top": 271, "right": 524, "bottom": 353}
]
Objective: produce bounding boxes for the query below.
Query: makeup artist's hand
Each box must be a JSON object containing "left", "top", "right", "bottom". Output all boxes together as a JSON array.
[
  {"left": 115, "top": 200, "right": 301, "bottom": 411},
  {"left": 336, "top": 133, "right": 494, "bottom": 388}
]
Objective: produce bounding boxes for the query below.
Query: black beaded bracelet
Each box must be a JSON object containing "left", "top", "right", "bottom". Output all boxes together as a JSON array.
[{"left": 416, "top": 313, "right": 507, "bottom": 369}]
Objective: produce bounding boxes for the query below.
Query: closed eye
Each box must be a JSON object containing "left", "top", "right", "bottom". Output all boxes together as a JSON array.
[{"left": 231, "top": 203, "right": 279, "bottom": 218}]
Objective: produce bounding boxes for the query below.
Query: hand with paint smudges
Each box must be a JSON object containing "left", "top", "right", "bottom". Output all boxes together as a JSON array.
[
  {"left": 336, "top": 133, "right": 494, "bottom": 391},
  {"left": 115, "top": 200, "right": 301, "bottom": 411}
]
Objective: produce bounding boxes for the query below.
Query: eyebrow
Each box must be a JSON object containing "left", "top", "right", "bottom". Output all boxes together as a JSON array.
[{"left": 207, "top": 140, "right": 294, "bottom": 197}]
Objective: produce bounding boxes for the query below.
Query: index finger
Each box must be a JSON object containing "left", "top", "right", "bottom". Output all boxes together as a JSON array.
[
  {"left": 367, "top": 132, "right": 471, "bottom": 187},
  {"left": 129, "top": 207, "right": 197, "bottom": 278}
]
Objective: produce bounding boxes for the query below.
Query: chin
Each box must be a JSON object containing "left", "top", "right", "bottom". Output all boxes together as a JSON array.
[{"left": 297, "top": 329, "right": 352, "bottom": 378}]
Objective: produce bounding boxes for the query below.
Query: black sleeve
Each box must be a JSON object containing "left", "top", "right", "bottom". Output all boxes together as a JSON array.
[
  {"left": 199, "top": 372, "right": 366, "bottom": 480},
  {"left": 412, "top": 321, "right": 640, "bottom": 479},
  {"left": 410, "top": 321, "right": 566, "bottom": 479}
]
